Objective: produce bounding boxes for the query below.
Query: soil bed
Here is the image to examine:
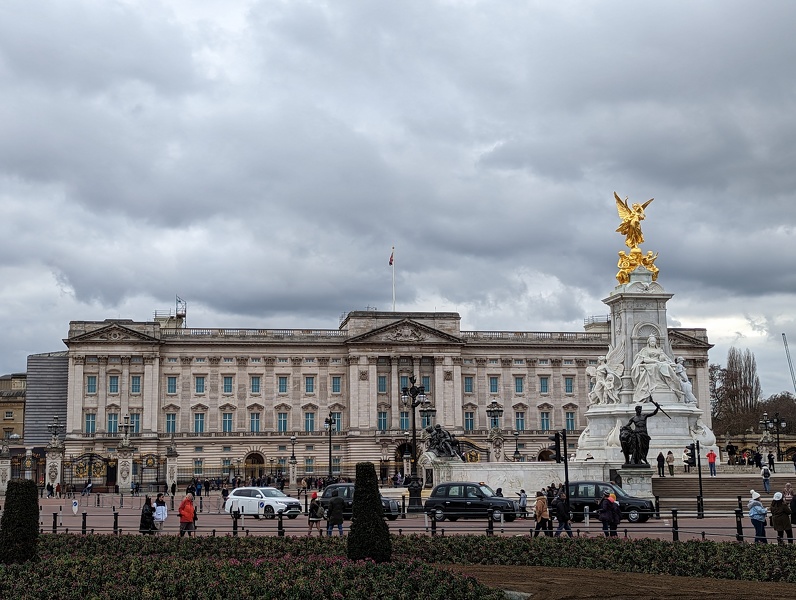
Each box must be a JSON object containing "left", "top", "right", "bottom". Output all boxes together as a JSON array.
[{"left": 442, "top": 565, "right": 796, "bottom": 599}]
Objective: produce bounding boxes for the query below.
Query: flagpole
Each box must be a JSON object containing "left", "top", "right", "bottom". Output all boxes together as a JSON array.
[{"left": 391, "top": 246, "right": 396, "bottom": 312}]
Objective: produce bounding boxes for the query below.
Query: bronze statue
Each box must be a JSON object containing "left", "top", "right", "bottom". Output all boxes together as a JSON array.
[
  {"left": 427, "top": 424, "right": 462, "bottom": 459},
  {"left": 615, "top": 192, "right": 653, "bottom": 250},
  {"left": 620, "top": 401, "right": 660, "bottom": 465}
]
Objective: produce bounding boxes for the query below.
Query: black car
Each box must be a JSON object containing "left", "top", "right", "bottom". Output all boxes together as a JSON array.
[
  {"left": 424, "top": 481, "right": 519, "bottom": 522},
  {"left": 319, "top": 483, "right": 400, "bottom": 520},
  {"left": 566, "top": 481, "right": 654, "bottom": 523}
]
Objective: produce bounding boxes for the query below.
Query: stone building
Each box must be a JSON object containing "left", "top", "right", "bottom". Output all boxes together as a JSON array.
[
  {"left": 0, "top": 373, "right": 26, "bottom": 442},
  {"left": 58, "top": 310, "right": 711, "bottom": 489}
]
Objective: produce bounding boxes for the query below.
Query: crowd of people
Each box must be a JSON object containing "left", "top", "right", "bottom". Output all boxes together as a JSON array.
[{"left": 747, "top": 482, "right": 796, "bottom": 545}]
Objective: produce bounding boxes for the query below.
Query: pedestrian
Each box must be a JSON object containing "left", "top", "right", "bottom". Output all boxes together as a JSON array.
[
  {"left": 533, "top": 491, "right": 551, "bottom": 537},
  {"left": 154, "top": 492, "right": 168, "bottom": 534},
  {"left": 171, "top": 482, "right": 177, "bottom": 497},
  {"left": 682, "top": 448, "right": 690, "bottom": 474},
  {"left": 495, "top": 487, "right": 503, "bottom": 497},
  {"left": 770, "top": 492, "right": 793, "bottom": 545},
  {"left": 656, "top": 452, "right": 666, "bottom": 477},
  {"left": 761, "top": 464, "right": 772, "bottom": 493},
  {"left": 783, "top": 483, "right": 796, "bottom": 526},
  {"left": 308, "top": 492, "right": 323, "bottom": 536},
  {"left": 552, "top": 491, "right": 573, "bottom": 538},
  {"left": 597, "top": 490, "right": 621, "bottom": 537},
  {"left": 55, "top": 483, "right": 61, "bottom": 499},
  {"left": 326, "top": 489, "right": 345, "bottom": 537},
  {"left": 179, "top": 492, "right": 196, "bottom": 537},
  {"left": 706, "top": 448, "right": 717, "bottom": 477},
  {"left": 139, "top": 496, "right": 156, "bottom": 535},
  {"left": 747, "top": 490, "right": 767, "bottom": 544},
  {"left": 221, "top": 484, "right": 229, "bottom": 508},
  {"left": 518, "top": 489, "right": 528, "bottom": 519},
  {"left": 195, "top": 480, "right": 202, "bottom": 498},
  {"left": 666, "top": 451, "right": 675, "bottom": 477},
  {"left": 768, "top": 452, "right": 776, "bottom": 473}
]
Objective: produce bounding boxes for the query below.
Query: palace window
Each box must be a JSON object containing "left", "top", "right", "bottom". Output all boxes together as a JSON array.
[
  {"left": 278, "top": 376, "right": 288, "bottom": 394},
  {"left": 515, "top": 412, "right": 525, "bottom": 432},
  {"left": 331, "top": 376, "right": 341, "bottom": 394},
  {"left": 222, "top": 413, "right": 233, "bottom": 433},
  {"left": 130, "top": 375, "right": 141, "bottom": 394},
  {"left": 108, "top": 375, "right": 119, "bottom": 394},
  {"left": 86, "top": 375, "right": 97, "bottom": 394},
  {"left": 540, "top": 412, "right": 550, "bottom": 432},
  {"left": 251, "top": 376, "right": 260, "bottom": 394},
  {"left": 377, "top": 375, "right": 387, "bottom": 394},
  {"left": 223, "top": 376, "right": 233, "bottom": 394},
  {"left": 250, "top": 413, "right": 260, "bottom": 433},
  {"left": 165, "top": 413, "right": 176, "bottom": 434},
  {"left": 514, "top": 377, "right": 524, "bottom": 394},
  {"left": 167, "top": 376, "right": 177, "bottom": 394},
  {"left": 489, "top": 376, "right": 499, "bottom": 394},
  {"left": 464, "top": 411, "right": 474, "bottom": 431},
  {"left": 464, "top": 376, "right": 473, "bottom": 393},
  {"left": 277, "top": 412, "right": 288, "bottom": 432},
  {"left": 539, "top": 377, "right": 549, "bottom": 394}
]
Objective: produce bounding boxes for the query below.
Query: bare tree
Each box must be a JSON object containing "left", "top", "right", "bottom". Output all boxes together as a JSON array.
[{"left": 711, "top": 347, "right": 762, "bottom": 435}]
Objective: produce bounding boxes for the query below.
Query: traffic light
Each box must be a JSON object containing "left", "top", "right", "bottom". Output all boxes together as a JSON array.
[
  {"left": 548, "top": 432, "right": 562, "bottom": 464},
  {"left": 686, "top": 443, "right": 697, "bottom": 467}
]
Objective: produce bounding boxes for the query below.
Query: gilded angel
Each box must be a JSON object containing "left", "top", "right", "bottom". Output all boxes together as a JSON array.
[{"left": 615, "top": 192, "right": 653, "bottom": 250}]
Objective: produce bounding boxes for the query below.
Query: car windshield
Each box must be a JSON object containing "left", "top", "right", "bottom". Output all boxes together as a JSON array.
[
  {"left": 477, "top": 484, "right": 496, "bottom": 497},
  {"left": 611, "top": 485, "right": 630, "bottom": 498},
  {"left": 260, "top": 489, "right": 286, "bottom": 498}
]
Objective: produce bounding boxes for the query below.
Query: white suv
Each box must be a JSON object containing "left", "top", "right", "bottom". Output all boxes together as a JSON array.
[{"left": 223, "top": 487, "right": 302, "bottom": 519}]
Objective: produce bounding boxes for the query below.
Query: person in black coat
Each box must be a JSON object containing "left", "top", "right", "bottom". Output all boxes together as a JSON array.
[
  {"left": 139, "top": 496, "right": 156, "bottom": 535},
  {"left": 552, "top": 491, "right": 573, "bottom": 538}
]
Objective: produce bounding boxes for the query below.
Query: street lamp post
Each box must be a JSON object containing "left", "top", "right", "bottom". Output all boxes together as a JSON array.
[
  {"left": 235, "top": 459, "right": 241, "bottom": 479},
  {"left": 289, "top": 435, "right": 297, "bottom": 488},
  {"left": 760, "top": 412, "right": 787, "bottom": 462},
  {"left": 401, "top": 375, "right": 430, "bottom": 511},
  {"left": 324, "top": 415, "right": 336, "bottom": 482},
  {"left": 486, "top": 400, "right": 504, "bottom": 430},
  {"left": 513, "top": 430, "right": 521, "bottom": 461},
  {"left": 47, "top": 415, "right": 66, "bottom": 446},
  {"left": 269, "top": 458, "right": 275, "bottom": 477}
]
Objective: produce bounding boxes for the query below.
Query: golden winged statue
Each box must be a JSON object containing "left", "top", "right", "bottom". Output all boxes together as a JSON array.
[{"left": 615, "top": 192, "right": 653, "bottom": 250}]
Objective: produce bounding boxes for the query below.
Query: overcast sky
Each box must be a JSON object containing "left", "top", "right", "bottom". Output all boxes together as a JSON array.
[{"left": 1, "top": 1, "right": 795, "bottom": 398}]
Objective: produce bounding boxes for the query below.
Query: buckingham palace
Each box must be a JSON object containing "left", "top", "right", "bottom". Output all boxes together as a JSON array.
[{"left": 52, "top": 309, "right": 711, "bottom": 491}]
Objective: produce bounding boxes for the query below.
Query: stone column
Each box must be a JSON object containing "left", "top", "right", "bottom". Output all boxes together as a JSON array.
[
  {"left": 45, "top": 446, "right": 65, "bottom": 492},
  {"left": 0, "top": 444, "right": 10, "bottom": 496},
  {"left": 117, "top": 447, "right": 134, "bottom": 494}
]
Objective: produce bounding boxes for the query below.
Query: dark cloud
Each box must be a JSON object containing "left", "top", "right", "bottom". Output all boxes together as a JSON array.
[{"left": 0, "top": 1, "right": 794, "bottom": 395}]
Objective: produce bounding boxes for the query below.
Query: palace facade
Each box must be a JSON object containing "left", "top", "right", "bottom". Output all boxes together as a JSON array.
[{"left": 60, "top": 310, "right": 711, "bottom": 488}]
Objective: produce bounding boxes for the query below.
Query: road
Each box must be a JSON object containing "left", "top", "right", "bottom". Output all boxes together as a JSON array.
[{"left": 31, "top": 492, "right": 752, "bottom": 542}]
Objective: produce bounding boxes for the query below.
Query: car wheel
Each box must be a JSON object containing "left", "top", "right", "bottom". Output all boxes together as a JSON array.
[
  {"left": 626, "top": 508, "right": 641, "bottom": 523},
  {"left": 638, "top": 514, "right": 650, "bottom": 523},
  {"left": 287, "top": 515, "right": 298, "bottom": 520},
  {"left": 432, "top": 507, "right": 445, "bottom": 522},
  {"left": 386, "top": 515, "right": 398, "bottom": 521},
  {"left": 447, "top": 516, "right": 459, "bottom": 522},
  {"left": 491, "top": 508, "right": 503, "bottom": 522},
  {"left": 264, "top": 505, "right": 275, "bottom": 519}
]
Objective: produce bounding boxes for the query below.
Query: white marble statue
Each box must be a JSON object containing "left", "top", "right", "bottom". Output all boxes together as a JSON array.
[
  {"left": 630, "top": 334, "right": 683, "bottom": 402},
  {"left": 674, "top": 357, "right": 698, "bottom": 404},
  {"left": 586, "top": 341, "right": 624, "bottom": 404}
]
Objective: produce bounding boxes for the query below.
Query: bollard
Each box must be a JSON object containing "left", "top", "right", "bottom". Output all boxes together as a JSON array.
[
  {"left": 429, "top": 513, "right": 437, "bottom": 537},
  {"left": 96, "top": 494, "right": 100, "bottom": 508},
  {"left": 171, "top": 494, "right": 175, "bottom": 511},
  {"left": 52, "top": 512, "right": 58, "bottom": 534},
  {"left": 735, "top": 508, "right": 744, "bottom": 542},
  {"left": 81, "top": 512, "right": 87, "bottom": 536},
  {"left": 199, "top": 496, "right": 204, "bottom": 513},
  {"left": 654, "top": 495, "right": 661, "bottom": 519},
  {"left": 277, "top": 512, "right": 285, "bottom": 537},
  {"left": 486, "top": 509, "right": 494, "bottom": 537},
  {"left": 59, "top": 505, "right": 63, "bottom": 527},
  {"left": 113, "top": 511, "right": 119, "bottom": 535},
  {"left": 401, "top": 495, "right": 406, "bottom": 519},
  {"left": 232, "top": 510, "right": 240, "bottom": 537},
  {"left": 304, "top": 494, "right": 309, "bottom": 516},
  {"left": 696, "top": 495, "right": 704, "bottom": 520},
  {"left": 212, "top": 529, "right": 216, "bottom": 537},
  {"left": 737, "top": 495, "right": 743, "bottom": 513},
  {"left": 120, "top": 493, "right": 124, "bottom": 509},
  {"left": 583, "top": 507, "right": 589, "bottom": 527},
  {"left": 671, "top": 508, "right": 679, "bottom": 542}
]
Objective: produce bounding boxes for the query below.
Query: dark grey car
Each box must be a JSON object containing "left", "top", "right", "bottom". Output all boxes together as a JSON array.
[{"left": 319, "top": 483, "right": 400, "bottom": 520}]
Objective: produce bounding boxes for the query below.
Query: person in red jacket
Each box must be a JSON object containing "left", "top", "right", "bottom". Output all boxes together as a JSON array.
[
  {"left": 179, "top": 493, "right": 196, "bottom": 537},
  {"left": 706, "top": 449, "right": 718, "bottom": 477}
]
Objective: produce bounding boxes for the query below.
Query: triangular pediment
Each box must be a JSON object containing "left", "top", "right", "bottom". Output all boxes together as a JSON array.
[
  {"left": 668, "top": 329, "right": 713, "bottom": 349},
  {"left": 162, "top": 403, "right": 181, "bottom": 412},
  {"left": 347, "top": 319, "right": 463, "bottom": 345},
  {"left": 66, "top": 322, "right": 159, "bottom": 345}
]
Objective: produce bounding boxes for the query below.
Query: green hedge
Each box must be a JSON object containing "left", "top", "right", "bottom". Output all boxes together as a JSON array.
[
  {"left": 0, "top": 479, "right": 39, "bottom": 564},
  {"left": 1, "top": 533, "right": 793, "bottom": 599}
]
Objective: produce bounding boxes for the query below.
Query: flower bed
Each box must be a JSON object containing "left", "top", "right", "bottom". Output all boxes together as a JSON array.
[{"left": 0, "top": 533, "right": 794, "bottom": 600}]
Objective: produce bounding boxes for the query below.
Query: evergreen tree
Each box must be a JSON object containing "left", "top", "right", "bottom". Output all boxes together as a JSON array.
[
  {"left": 346, "top": 461, "right": 391, "bottom": 563},
  {"left": 0, "top": 478, "right": 40, "bottom": 563}
]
